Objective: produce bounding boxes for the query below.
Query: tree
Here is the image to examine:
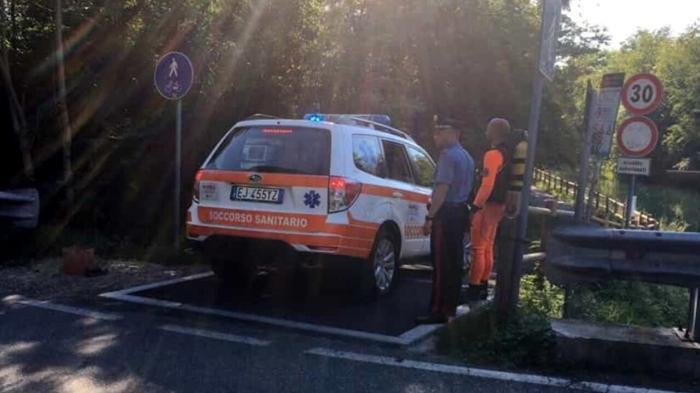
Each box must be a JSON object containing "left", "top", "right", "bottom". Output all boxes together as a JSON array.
[
  {"left": 55, "top": 0, "right": 73, "bottom": 204},
  {"left": 0, "top": 0, "right": 34, "bottom": 182}
]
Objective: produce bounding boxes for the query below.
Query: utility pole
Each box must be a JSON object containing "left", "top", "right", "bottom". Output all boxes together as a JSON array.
[
  {"left": 55, "top": 0, "right": 73, "bottom": 204},
  {"left": 497, "top": 0, "right": 562, "bottom": 317}
]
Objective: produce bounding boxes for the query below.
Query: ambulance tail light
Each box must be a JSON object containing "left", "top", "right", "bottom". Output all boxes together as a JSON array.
[
  {"left": 193, "top": 170, "right": 204, "bottom": 203},
  {"left": 328, "top": 176, "right": 362, "bottom": 213}
]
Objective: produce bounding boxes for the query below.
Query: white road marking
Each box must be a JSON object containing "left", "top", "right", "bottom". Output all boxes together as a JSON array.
[
  {"left": 102, "top": 292, "right": 418, "bottom": 345},
  {"left": 397, "top": 323, "right": 442, "bottom": 342},
  {"left": 99, "top": 272, "right": 214, "bottom": 296},
  {"left": 100, "top": 273, "right": 439, "bottom": 346},
  {"left": 304, "top": 347, "right": 690, "bottom": 393},
  {"left": 4, "top": 296, "right": 122, "bottom": 321},
  {"left": 159, "top": 324, "right": 271, "bottom": 346}
]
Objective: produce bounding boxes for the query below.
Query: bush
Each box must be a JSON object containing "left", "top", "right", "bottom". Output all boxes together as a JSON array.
[
  {"left": 520, "top": 264, "right": 565, "bottom": 318},
  {"left": 438, "top": 305, "right": 557, "bottom": 369},
  {"left": 567, "top": 281, "right": 689, "bottom": 328}
]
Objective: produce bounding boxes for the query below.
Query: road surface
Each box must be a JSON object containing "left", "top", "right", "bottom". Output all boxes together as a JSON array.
[{"left": 0, "top": 269, "right": 692, "bottom": 393}]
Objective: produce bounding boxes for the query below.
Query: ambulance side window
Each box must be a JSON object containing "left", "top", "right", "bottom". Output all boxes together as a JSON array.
[
  {"left": 381, "top": 140, "right": 414, "bottom": 184},
  {"left": 406, "top": 146, "right": 435, "bottom": 188},
  {"left": 352, "top": 135, "right": 385, "bottom": 177}
]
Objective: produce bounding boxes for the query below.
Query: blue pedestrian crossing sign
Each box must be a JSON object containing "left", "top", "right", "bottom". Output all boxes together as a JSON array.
[{"left": 154, "top": 52, "right": 193, "bottom": 100}]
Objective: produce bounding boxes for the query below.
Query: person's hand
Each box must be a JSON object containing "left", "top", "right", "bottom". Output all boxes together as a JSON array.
[{"left": 423, "top": 219, "right": 432, "bottom": 236}]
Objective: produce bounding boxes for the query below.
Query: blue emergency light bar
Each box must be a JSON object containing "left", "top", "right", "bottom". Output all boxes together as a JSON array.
[
  {"left": 303, "top": 113, "right": 413, "bottom": 141},
  {"left": 303, "top": 113, "right": 392, "bottom": 126},
  {"left": 304, "top": 113, "right": 326, "bottom": 122}
]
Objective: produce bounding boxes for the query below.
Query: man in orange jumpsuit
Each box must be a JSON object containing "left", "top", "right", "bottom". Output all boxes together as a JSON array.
[{"left": 466, "top": 118, "right": 511, "bottom": 301}]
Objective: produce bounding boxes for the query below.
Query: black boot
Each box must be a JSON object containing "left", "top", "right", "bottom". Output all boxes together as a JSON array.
[
  {"left": 479, "top": 282, "right": 489, "bottom": 300},
  {"left": 464, "top": 285, "right": 481, "bottom": 302},
  {"left": 415, "top": 314, "right": 447, "bottom": 324}
]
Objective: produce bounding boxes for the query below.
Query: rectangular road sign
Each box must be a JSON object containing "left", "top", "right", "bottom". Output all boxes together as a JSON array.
[
  {"left": 538, "top": 0, "right": 562, "bottom": 81},
  {"left": 617, "top": 158, "right": 651, "bottom": 176},
  {"left": 590, "top": 73, "right": 625, "bottom": 158}
]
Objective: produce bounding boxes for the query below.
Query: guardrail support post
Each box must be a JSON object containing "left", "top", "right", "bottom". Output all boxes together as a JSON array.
[
  {"left": 687, "top": 288, "right": 700, "bottom": 342},
  {"left": 495, "top": 218, "right": 519, "bottom": 320}
]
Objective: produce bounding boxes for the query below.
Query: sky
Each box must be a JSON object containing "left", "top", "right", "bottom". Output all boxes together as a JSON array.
[{"left": 567, "top": 0, "right": 700, "bottom": 48}]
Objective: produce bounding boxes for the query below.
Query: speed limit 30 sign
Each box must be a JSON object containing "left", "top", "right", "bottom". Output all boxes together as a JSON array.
[{"left": 621, "top": 73, "right": 664, "bottom": 115}]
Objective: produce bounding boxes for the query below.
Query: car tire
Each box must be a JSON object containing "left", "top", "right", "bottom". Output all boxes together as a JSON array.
[
  {"left": 203, "top": 240, "right": 256, "bottom": 288},
  {"left": 361, "top": 227, "right": 400, "bottom": 299},
  {"left": 209, "top": 257, "right": 255, "bottom": 287}
]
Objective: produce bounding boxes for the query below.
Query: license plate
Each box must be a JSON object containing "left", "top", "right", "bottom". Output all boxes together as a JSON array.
[{"left": 231, "top": 186, "right": 284, "bottom": 204}]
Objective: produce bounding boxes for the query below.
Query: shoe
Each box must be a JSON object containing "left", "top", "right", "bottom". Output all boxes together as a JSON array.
[
  {"left": 463, "top": 285, "right": 481, "bottom": 302},
  {"left": 479, "top": 282, "right": 489, "bottom": 300},
  {"left": 458, "top": 284, "right": 469, "bottom": 304},
  {"left": 415, "top": 314, "right": 447, "bottom": 324}
]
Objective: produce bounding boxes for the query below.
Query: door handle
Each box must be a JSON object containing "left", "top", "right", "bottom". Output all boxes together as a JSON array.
[{"left": 392, "top": 191, "right": 404, "bottom": 199}]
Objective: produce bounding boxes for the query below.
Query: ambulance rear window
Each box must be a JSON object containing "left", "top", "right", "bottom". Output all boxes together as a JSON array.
[{"left": 206, "top": 126, "right": 331, "bottom": 175}]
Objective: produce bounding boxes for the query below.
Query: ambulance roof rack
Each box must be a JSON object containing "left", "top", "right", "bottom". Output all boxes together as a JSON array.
[
  {"left": 246, "top": 113, "right": 279, "bottom": 120},
  {"left": 304, "top": 113, "right": 414, "bottom": 141}
]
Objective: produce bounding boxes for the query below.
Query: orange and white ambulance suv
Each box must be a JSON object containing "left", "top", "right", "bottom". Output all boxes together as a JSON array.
[{"left": 186, "top": 114, "right": 435, "bottom": 296}]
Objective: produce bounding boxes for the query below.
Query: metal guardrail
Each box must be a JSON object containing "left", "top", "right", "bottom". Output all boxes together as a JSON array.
[
  {"left": 546, "top": 225, "right": 700, "bottom": 341},
  {"left": 534, "top": 168, "right": 659, "bottom": 230},
  {"left": 0, "top": 189, "right": 40, "bottom": 229}
]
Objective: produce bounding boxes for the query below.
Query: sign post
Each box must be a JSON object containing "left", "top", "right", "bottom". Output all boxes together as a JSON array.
[
  {"left": 497, "top": 0, "right": 562, "bottom": 318},
  {"left": 574, "top": 81, "right": 596, "bottom": 221},
  {"left": 617, "top": 73, "right": 663, "bottom": 228},
  {"left": 584, "top": 73, "right": 624, "bottom": 221},
  {"left": 154, "top": 52, "right": 194, "bottom": 250}
]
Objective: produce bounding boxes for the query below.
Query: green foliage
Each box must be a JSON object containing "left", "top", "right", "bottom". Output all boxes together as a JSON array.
[
  {"left": 438, "top": 305, "right": 557, "bottom": 369},
  {"left": 520, "top": 265, "right": 565, "bottom": 319},
  {"left": 559, "top": 25, "right": 700, "bottom": 172},
  {"left": 567, "top": 282, "right": 689, "bottom": 328},
  {"left": 4, "top": 0, "right": 695, "bottom": 259},
  {"left": 2, "top": 0, "right": 609, "bottom": 253}
]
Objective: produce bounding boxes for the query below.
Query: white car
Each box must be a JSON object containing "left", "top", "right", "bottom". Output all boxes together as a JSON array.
[{"left": 186, "top": 114, "right": 435, "bottom": 296}]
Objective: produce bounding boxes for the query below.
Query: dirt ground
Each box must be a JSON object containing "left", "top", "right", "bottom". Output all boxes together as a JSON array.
[{"left": 0, "top": 258, "right": 209, "bottom": 301}]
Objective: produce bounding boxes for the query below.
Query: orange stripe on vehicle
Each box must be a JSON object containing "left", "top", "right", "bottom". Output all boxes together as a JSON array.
[
  {"left": 336, "top": 247, "right": 371, "bottom": 259},
  {"left": 404, "top": 225, "right": 425, "bottom": 239},
  {"left": 188, "top": 224, "right": 338, "bottom": 246},
  {"left": 198, "top": 207, "right": 378, "bottom": 240},
  {"left": 187, "top": 224, "right": 372, "bottom": 259},
  {"left": 199, "top": 170, "right": 329, "bottom": 188},
  {"left": 347, "top": 212, "right": 381, "bottom": 229},
  {"left": 362, "top": 184, "right": 430, "bottom": 204},
  {"left": 338, "top": 237, "right": 374, "bottom": 249},
  {"left": 199, "top": 207, "right": 327, "bottom": 231}
]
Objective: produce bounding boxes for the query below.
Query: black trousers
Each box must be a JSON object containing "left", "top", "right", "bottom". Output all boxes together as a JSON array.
[{"left": 430, "top": 203, "right": 470, "bottom": 317}]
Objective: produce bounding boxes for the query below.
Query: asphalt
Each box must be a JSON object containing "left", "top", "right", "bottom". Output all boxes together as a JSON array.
[
  {"left": 1, "top": 268, "right": 695, "bottom": 393},
  {"left": 1, "top": 302, "right": 578, "bottom": 393},
  {"left": 132, "top": 267, "right": 432, "bottom": 336}
]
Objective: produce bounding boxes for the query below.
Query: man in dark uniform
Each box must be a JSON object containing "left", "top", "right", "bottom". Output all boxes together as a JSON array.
[{"left": 417, "top": 120, "right": 475, "bottom": 324}]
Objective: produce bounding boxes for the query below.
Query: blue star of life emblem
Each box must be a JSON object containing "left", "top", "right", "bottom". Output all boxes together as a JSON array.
[{"left": 304, "top": 190, "right": 321, "bottom": 209}]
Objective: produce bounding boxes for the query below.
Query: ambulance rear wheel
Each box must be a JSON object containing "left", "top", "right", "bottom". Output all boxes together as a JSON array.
[
  {"left": 362, "top": 228, "right": 399, "bottom": 298},
  {"left": 203, "top": 238, "right": 255, "bottom": 288},
  {"left": 210, "top": 257, "right": 255, "bottom": 288}
]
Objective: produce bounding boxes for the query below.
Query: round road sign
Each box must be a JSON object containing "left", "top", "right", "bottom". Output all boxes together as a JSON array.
[
  {"left": 621, "top": 73, "right": 663, "bottom": 115},
  {"left": 154, "top": 52, "right": 194, "bottom": 100},
  {"left": 616, "top": 116, "right": 659, "bottom": 158}
]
